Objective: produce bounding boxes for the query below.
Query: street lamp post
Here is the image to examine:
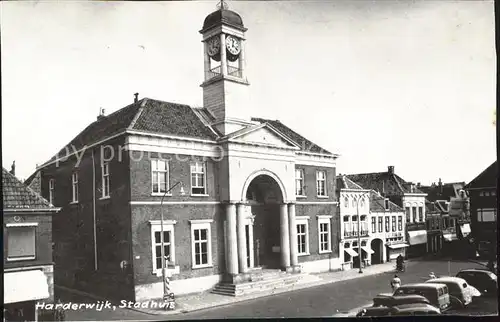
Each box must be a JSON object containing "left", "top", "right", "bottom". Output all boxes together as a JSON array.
[
  {"left": 356, "top": 191, "right": 372, "bottom": 274},
  {"left": 160, "top": 181, "right": 185, "bottom": 307}
]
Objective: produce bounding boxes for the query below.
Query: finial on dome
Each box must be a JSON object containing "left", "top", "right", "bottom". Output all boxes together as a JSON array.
[{"left": 217, "top": 0, "right": 229, "bottom": 10}]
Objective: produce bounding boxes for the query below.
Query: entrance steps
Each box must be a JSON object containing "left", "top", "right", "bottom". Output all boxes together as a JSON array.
[{"left": 212, "top": 268, "right": 318, "bottom": 297}]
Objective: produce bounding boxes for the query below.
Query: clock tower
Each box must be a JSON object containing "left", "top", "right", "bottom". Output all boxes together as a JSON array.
[{"left": 200, "top": 3, "right": 252, "bottom": 135}]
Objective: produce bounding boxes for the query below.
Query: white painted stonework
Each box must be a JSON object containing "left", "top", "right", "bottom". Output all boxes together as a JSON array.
[
  {"left": 135, "top": 274, "right": 223, "bottom": 300},
  {"left": 402, "top": 194, "right": 427, "bottom": 223},
  {"left": 300, "top": 257, "right": 342, "bottom": 273}
]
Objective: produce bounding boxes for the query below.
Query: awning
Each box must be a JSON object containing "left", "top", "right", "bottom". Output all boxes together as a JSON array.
[
  {"left": 387, "top": 243, "right": 409, "bottom": 249},
  {"left": 362, "top": 246, "right": 375, "bottom": 254},
  {"left": 4, "top": 270, "right": 49, "bottom": 304},
  {"left": 344, "top": 248, "right": 358, "bottom": 257},
  {"left": 408, "top": 230, "right": 427, "bottom": 245},
  {"left": 443, "top": 233, "right": 457, "bottom": 242},
  {"left": 460, "top": 224, "right": 471, "bottom": 237}
]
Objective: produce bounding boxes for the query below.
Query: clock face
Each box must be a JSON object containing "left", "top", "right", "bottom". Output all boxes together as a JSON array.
[
  {"left": 225, "top": 35, "right": 241, "bottom": 56},
  {"left": 207, "top": 37, "right": 220, "bottom": 57}
]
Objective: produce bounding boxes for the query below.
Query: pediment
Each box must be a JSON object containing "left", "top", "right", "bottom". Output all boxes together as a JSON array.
[{"left": 227, "top": 124, "right": 299, "bottom": 149}]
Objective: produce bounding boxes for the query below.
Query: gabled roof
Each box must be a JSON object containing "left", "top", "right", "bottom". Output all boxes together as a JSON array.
[
  {"left": 336, "top": 175, "right": 365, "bottom": 190},
  {"left": 369, "top": 190, "right": 404, "bottom": 212},
  {"left": 251, "top": 118, "right": 335, "bottom": 156},
  {"left": 419, "top": 182, "right": 465, "bottom": 202},
  {"left": 347, "top": 170, "right": 424, "bottom": 196},
  {"left": 2, "top": 168, "right": 59, "bottom": 212},
  {"left": 218, "top": 122, "right": 301, "bottom": 149},
  {"left": 465, "top": 161, "right": 497, "bottom": 189},
  {"left": 24, "top": 170, "right": 42, "bottom": 195},
  {"left": 425, "top": 200, "right": 441, "bottom": 215}
]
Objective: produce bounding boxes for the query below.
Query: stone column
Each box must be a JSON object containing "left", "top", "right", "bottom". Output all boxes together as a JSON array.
[
  {"left": 288, "top": 203, "right": 298, "bottom": 267},
  {"left": 280, "top": 203, "right": 291, "bottom": 269},
  {"left": 238, "top": 40, "right": 245, "bottom": 77},
  {"left": 220, "top": 33, "right": 228, "bottom": 76},
  {"left": 203, "top": 41, "right": 210, "bottom": 80},
  {"left": 237, "top": 203, "right": 248, "bottom": 273},
  {"left": 226, "top": 203, "right": 239, "bottom": 275}
]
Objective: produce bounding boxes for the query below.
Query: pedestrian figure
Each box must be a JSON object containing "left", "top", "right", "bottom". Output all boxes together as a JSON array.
[
  {"left": 390, "top": 274, "right": 401, "bottom": 292},
  {"left": 429, "top": 272, "right": 436, "bottom": 279}
]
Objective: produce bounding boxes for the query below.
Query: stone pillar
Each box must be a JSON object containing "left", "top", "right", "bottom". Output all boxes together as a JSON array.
[
  {"left": 288, "top": 203, "right": 298, "bottom": 267},
  {"left": 220, "top": 33, "right": 228, "bottom": 76},
  {"left": 203, "top": 41, "right": 210, "bottom": 80},
  {"left": 237, "top": 203, "right": 248, "bottom": 273},
  {"left": 280, "top": 203, "right": 291, "bottom": 269},
  {"left": 238, "top": 40, "right": 245, "bottom": 77},
  {"left": 226, "top": 203, "right": 239, "bottom": 275}
]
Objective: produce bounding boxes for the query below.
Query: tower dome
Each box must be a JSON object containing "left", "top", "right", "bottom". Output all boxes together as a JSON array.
[{"left": 201, "top": 9, "right": 247, "bottom": 33}]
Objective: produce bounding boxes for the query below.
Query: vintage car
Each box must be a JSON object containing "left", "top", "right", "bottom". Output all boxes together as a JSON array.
[
  {"left": 372, "top": 294, "right": 430, "bottom": 307},
  {"left": 425, "top": 276, "right": 479, "bottom": 308},
  {"left": 356, "top": 303, "right": 441, "bottom": 317},
  {"left": 390, "top": 283, "right": 451, "bottom": 312},
  {"left": 456, "top": 269, "right": 497, "bottom": 297}
]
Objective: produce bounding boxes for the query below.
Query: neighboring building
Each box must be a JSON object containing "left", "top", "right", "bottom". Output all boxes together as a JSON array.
[
  {"left": 465, "top": 161, "right": 497, "bottom": 259},
  {"left": 337, "top": 175, "right": 407, "bottom": 270},
  {"left": 31, "top": 6, "right": 340, "bottom": 301},
  {"left": 425, "top": 201, "right": 444, "bottom": 256},
  {"left": 347, "top": 166, "right": 428, "bottom": 259},
  {"left": 3, "top": 165, "right": 60, "bottom": 321}
]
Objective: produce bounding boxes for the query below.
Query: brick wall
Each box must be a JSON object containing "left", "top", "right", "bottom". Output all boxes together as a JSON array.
[
  {"left": 203, "top": 81, "right": 225, "bottom": 120},
  {"left": 295, "top": 165, "right": 336, "bottom": 202}
]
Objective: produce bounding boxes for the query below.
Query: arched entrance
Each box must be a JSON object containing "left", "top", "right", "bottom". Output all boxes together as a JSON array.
[
  {"left": 371, "top": 239, "right": 383, "bottom": 264},
  {"left": 244, "top": 174, "right": 284, "bottom": 269}
]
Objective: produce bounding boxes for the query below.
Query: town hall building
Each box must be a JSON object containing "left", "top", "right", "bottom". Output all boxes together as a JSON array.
[{"left": 30, "top": 6, "right": 340, "bottom": 301}]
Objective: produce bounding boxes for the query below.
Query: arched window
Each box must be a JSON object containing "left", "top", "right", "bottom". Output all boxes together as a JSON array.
[
  {"left": 344, "top": 197, "right": 349, "bottom": 207},
  {"left": 360, "top": 198, "right": 365, "bottom": 208},
  {"left": 352, "top": 199, "right": 356, "bottom": 208},
  {"left": 360, "top": 215, "right": 367, "bottom": 221}
]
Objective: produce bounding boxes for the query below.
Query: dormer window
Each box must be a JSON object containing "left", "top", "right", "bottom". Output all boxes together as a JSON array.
[{"left": 384, "top": 199, "right": 390, "bottom": 210}]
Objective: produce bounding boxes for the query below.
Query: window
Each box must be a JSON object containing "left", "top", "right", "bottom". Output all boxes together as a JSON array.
[
  {"left": 398, "top": 216, "right": 403, "bottom": 231},
  {"left": 418, "top": 207, "right": 424, "bottom": 222},
  {"left": 378, "top": 217, "right": 383, "bottom": 232},
  {"left": 101, "top": 163, "right": 110, "bottom": 198},
  {"left": 295, "top": 169, "right": 305, "bottom": 196},
  {"left": 392, "top": 216, "right": 396, "bottom": 232},
  {"left": 344, "top": 197, "right": 349, "bottom": 208},
  {"left": 152, "top": 159, "right": 169, "bottom": 194},
  {"left": 6, "top": 223, "right": 37, "bottom": 261},
  {"left": 190, "top": 220, "right": 213, "bottom": 268},
  {"left": 412, "top": 206, "right": 417, "bottom": 222},
  {"left": 352, "top": 199, "right": 356, "bottom": 208},
  {"left": 384, "top": 199, "right": 390, "bottom": 210},
  {"left": 477, "top": 208, "right": 497, "bottom": 222},
  {"left": 343, "top": 216, "right": 351, "bottom": 237},
  {"left": 296, "top": 217, "right": 309, "bottom": 255},
  {"left": 316, "top": 171, "right": 326, "bottom": 197},
  {"left": 371, "top": 217, "right": 376, "bottom": 233},
  {"left": 385, "top": 217, "right": 390, "bottom": 232},
  {"left": 360, "top": 198, "right": 365, "bottom": 208},
  {"left": 190, "top": 162, "right": 207, "bottom": 195},
  {"left": 150, "top": 220, "right": 176, "bottom": 274},
  {"left": 49, "top": 179, "right": 55, "bottom": 205},
  {"left": 361, "top": 240, "right": 367, "bottom": 246},
  {"left": 71, "top": 172, "right": 79, "bottom": 203},
  {"left": 405, "top": 207, "right": 411, "bottom": 222},
  {"left": 318, "top": 217, "right": 331, "bottom": 253}
]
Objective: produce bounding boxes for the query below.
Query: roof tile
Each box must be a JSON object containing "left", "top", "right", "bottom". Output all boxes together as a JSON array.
[{"left": 2, "top": 168, "right": 56, "bottom": 210}]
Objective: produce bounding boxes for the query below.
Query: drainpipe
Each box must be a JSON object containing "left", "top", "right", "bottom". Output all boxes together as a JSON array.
[{"left": 92, "top": 149, "right": 98, "bottom": 271}]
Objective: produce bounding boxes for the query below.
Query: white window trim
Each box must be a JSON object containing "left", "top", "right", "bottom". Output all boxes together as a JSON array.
[
  {"left": 151, "top": 159, "right": 170, "bottom": 195},
  {"left": 295, "top": 168, "right": 305, "bottom": 197},
  {"left": 190, "top": 219, "right": 213, "bottom": 269},
  {"left": 296, "top": 216, "right": 310, "bottom": 256},
  {"left": 190, "top": 162, "right": 208, "bottom": 196},
  {"left": 317, "top": 216, "right": 332, "bottom": 254},
  {"left": 149, "top": 220, "right": 177, "bottom": 276},
  {"left": 71, "top": 172, "right": 79, "bottom": 203},
  {"left": 101, "top": 163, "right": 110, "bottom": 198},
  {"left": 316, "top": 170, "right": 327, "bottom": 197},
  {"left": 49, "top": 179, "right": 55, "bottom": 205},
  {"left": 6, "top": 224, "right": 37, "bottom": 262}
]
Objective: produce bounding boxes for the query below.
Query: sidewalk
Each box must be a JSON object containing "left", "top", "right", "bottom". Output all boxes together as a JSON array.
[{"left": 134, "top": 260, "right": 406, "bottom": 316}]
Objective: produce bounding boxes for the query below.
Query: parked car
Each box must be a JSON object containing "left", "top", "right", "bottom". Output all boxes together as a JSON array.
[
  {"left": 391, "top": 283, "right": 451, "bottom": 312},
  {"left": 356, "top": 303, "right": 441, "bottom": 317},
  {"left": 456, "top": 269, "right": 497, "bottom": 297},
  {"left": 373, "top": 294, "right": 430, "bottom": 307},
  {"left": 425, "top": 277, "right": 476, "bottom": 308}
]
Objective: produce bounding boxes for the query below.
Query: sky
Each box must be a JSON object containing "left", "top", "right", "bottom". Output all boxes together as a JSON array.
[{"left": 1, "top": 0, "right": 496, "bottom": 185}]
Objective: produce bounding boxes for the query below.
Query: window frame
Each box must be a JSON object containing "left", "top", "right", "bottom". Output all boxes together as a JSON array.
[
  {"left": 295, "top": 168, "right": 305, "bottom": 197},
  {"left": 101, "top": 162, "right": 110, "bottom": 198},
  {"left": 190, "top": 219, "right": 213, "bottom": 269},
  {"left": 316, "top": 170, "right": 327, "bottom": 197},
  {"left": 71, "top": 172, "right": 79, "bottom": 203},
  {"left": 296, "top": 217, "right": 310, "bottom": 256},
  {"left": 49, "top": 179, "right": 55, "bottom": 205},
  {"left": 190, "top": 162, "right": 208, "bottom": 196},
  {"left": 378, "top": 217, "right": 383, "bottom": 232},
  {"left": 317, "top": 216, "right": 332, "bottom": 254},
  {"left": 398, "top": 216, "right": 403, "bottom": 231},
  {"left": 385, "top": 216, "right": 390, "bottom": 232},
  {"left": 151, "top": 159, "right": 170, "bottom": 195},
  {"left": 418, "top": 206, "right": 424, "bottom": 222},
  {"left": 405, "top": 206, "right": 411, "bottom": 222},
  {"left": 371, "top": 217, "right": 376, "bottom": 233},
  {"left": 477, "top": 208, "right": 497, "bottom": 222},
  {"left": 6, "top": 223, "right": 38, "bottom": 261},
  {"left": 149, "top": 220, "right": 177, "bottom": 276},
  {"left": 412, "top": 206, "right": 417, "bottom": 222}
]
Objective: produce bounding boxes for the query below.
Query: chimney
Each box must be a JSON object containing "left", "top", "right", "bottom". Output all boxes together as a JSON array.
[
  {"left": 438, "top": 178, "right": 443, "bottom": 194},
  {"left": 97, "top": 108, "right": 106, "bottom": 120},
  {"left": 388, "top": 166, "right": 394, "bottom": 174},
  {"left": 417, "top": 182, "right": 421, "bottom": 188},
  {"left": 10, "top": 161, "right": 15, "bottom": 176},
  {"left": 134, "top": 93, "right": 139, "bottom": 103}
]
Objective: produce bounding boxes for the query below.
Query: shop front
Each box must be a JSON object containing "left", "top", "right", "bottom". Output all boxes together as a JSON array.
[
  {"left": 386, "top": 240, "right": 408, "bottom": 261},
  {"left": 406, "top": 230, "right": 427, "bottom": 258},
  {"left": 4, "top": 269, "right": 50, "bottom": 321}
]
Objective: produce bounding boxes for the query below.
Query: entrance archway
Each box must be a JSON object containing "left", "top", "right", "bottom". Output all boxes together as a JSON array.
[
  {"left": 371, "top": 239, "right": 383, "bottom": 264},
  {"left": 244, "top": 174, "right": 284, "bottom": 269}
]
